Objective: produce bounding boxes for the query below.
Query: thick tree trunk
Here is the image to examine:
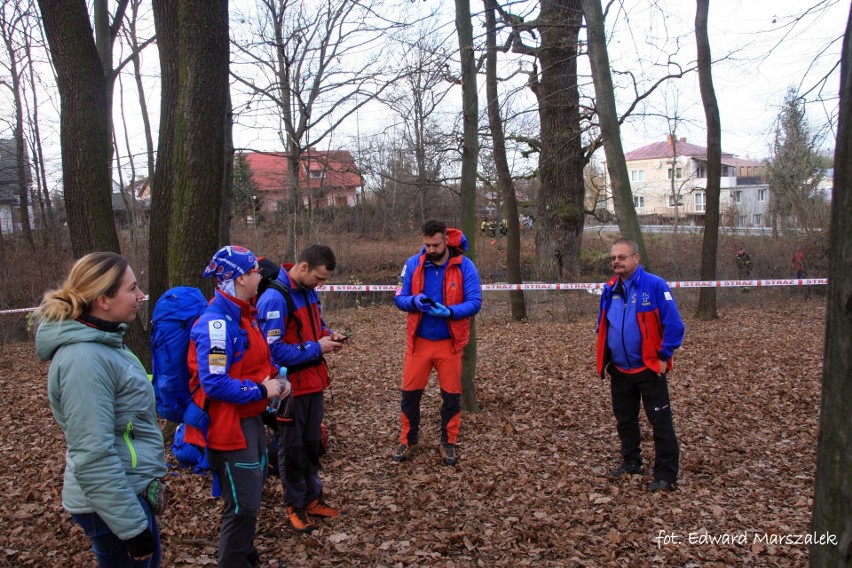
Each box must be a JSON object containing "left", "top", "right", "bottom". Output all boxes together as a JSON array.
[
  {"left": 485, "top": 0, "right": 525, "bottom": 320},
  {"left": 168, "top": 0, "right": 230, "bottom": 287},
  {"left": 695, "top": 0, "right": 721, "bottom": 321},
  {"left": 149, "top": 0, "right": 179, "bottom": 303},
  {"left": 455, "top": 0, "right": 480, "bottom": 412},
  {"left": 580, "top": 0, "right": 647, "bottom": 263},
  {"left": 37, "top": 0, "right": 120, "bottom": 257},
  {"left": 151, "top": 0, "right": 229, "bottom": 300},
  {"left": 534, "top": 0, "right": 585, "bottom": 281},
  {"left": 810, "top": 6, "right": 852, "bottom": 566}
]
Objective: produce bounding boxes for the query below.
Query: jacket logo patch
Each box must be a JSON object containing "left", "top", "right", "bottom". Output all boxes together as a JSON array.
[
  {"left": 664, "top": 291, "right": 673, "bottom": 301},
  {"left": 208, "top": 353, "right": 227, "bottom": 374},
  {"left": 641, "top": 292, "right": 651, "bottom": 306},
  {"left": 266, "top": 310, "right": 280, "bottom": 319},
  {"left": 209, "top": 320, "right": 226, "bottom": 340}
]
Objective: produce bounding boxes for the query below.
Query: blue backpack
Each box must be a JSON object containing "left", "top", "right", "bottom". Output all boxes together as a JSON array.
[
  {"left": 150, "top": 287, "right": 208, "bottom": 423},
  {"left": 171, "top": 423, "right": 209, "bottom": 473}
]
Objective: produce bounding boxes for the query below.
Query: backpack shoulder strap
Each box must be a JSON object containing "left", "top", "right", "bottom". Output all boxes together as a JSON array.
[{"left": 267, "top": 281, "right": 304, "bottom": 343}]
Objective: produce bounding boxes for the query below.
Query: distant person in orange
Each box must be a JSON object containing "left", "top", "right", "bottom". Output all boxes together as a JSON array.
[{"left": 792, "top": 248, "right": 807, "bottom": 279}]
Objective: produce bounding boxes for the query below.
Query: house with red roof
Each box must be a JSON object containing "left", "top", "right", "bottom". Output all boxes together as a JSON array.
[
  {"left": 602, "top": 135, "right": 769, "bottom": 227},
  {"left": 243, "top": 149, "right": 363, "bottom": 211}
]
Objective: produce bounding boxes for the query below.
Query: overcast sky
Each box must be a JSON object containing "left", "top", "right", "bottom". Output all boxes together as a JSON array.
[
  {"left": 606, "top": 0, "right": 846, "bottom": 159},
  {"left": 2, "top": 0, "right": 846, "bottom": 187}
]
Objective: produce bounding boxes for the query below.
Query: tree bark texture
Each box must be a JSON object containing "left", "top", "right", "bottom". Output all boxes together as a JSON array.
[
  {"left": 580, "top": 0, "right": 647, "bottom": 265},
  {"left": 534, "top": 0, "right": 585, "bottom": 281},
  {"left": 37, "top": 0, "right": 120, "bottom": 257},
  {"left": 810, "top": 6, "right": 852, "bottom": 566},
  {"left": 694, "top": 0, "right": 721, "bottom": 321},
  {"left": 153, "top": 0, "right": 230, "bottom": 294},
  {"left": 485, "top": 0, "right": 525, "bottom": 320},
  {"left": 149, "top": 0, "right": 179, "bottom": 303},
  {"left": 455, "top": 0, "right": 480, "bottom": 412}
]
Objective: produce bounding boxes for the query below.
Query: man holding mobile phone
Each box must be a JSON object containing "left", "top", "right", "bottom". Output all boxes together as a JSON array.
[
  {"left": 393, "top": 220, "right": 482, "bottom": 466},
  {"left": 257, "top": 245, "right": 345, "bottom": 533}
]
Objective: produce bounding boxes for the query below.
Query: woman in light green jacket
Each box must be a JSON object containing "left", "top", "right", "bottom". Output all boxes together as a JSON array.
[{"left": 35, "top": 252, "right": 167, "bottom": 567}]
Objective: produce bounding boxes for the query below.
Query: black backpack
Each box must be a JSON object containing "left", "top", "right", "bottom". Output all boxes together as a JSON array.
[{"left": 257, "top": 257, "right": 303, "bottom": 341}]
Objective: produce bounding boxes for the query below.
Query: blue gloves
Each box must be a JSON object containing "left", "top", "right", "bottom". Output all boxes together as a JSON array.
[
  {"left": 427, "top": 302, "right": 452, "bottom": 318},
  {"left": 413, "top": 294, "right": 433, "bottom": 312}
]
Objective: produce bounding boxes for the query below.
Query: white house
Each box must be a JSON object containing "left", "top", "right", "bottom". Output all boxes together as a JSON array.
[{"left": 603, "top": 135, "right": 769, "bottom": 227}]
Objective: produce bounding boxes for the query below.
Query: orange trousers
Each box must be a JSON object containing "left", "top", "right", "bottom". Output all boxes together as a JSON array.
[{"left": 399, "top": 337, "right": 462, "bottom": 446}]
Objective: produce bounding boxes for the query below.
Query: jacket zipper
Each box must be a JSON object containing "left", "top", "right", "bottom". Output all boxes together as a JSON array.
[
  {"left": 123, "top": 421, "right": 137, "bottom": 468},
  {"left": 619, "top": 283, "right": 636, "bottom": 368}
]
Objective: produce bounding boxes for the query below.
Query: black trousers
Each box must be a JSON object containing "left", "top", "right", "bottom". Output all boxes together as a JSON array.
[
  {"left": 276, "top": 392, "right": 324, "bottom": 509},
  {"left": 609, "top": 366, "right": 680, "bottom": 483}
]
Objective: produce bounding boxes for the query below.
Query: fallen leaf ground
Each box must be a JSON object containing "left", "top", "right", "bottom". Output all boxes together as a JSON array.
[{"left": 0, "top": 293, "right": 826, "bottom": 567}]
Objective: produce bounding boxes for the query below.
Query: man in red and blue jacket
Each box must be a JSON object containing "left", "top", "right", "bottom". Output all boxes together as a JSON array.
[
  {"left": 596, "top": 238, "right": 685, "bottom": 492},
  {"left": 393, "top": 220, "right": 482, "bottom": 466},
  {"left": 257, "top": 245, "right": 345, "bottom": 533}
]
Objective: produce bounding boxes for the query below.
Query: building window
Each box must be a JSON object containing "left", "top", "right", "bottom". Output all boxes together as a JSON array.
[
  {"left": 694, "top": 192, "right": 706, "bottom": 212},
  {"left": 309, "top": 170, "right": 323, "bottom": 179},
  {"left": 733, "top": 190, "right": 742, "bottom": 204},
  {"left": 633, "top": 196, "right": 645, "bottom": 209},
  {"left": 667, "top": 167, "right": 683, "bottom": 180},
  {"left": 668, "top": 195, "right": 684, "bottom": 207},
  {"left": 630, "top": 170, "right": 645, "bottom": 182},
  {"left": 738, "top": 215, "right": 747, "bottom": 227},
  {"left": 753, "top": 213, "right": 762, "bottom": 226},
  {"left": 696, "top": 166, "right": 706, "bottom": 178},
  {"left": 758, "top": 188, "right": 766, "bottom": 202}
]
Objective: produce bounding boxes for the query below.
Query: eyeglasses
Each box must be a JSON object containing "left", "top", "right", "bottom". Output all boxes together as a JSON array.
[
  {"left": 246, "top": 267, "right": 262, "bottom": 274},
  {"left": 609, "top": 254, "right": 637, "bottom": 262}
]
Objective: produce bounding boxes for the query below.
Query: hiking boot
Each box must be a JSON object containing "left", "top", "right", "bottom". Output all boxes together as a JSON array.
[
  {"left": 608, "top": 460, "right": 642, "bottom": 478},
  {"left": 440, "top": 442, "right": 458, "bottom": 466},
  {"left": 286, "top": 506, "right": 317, "bottom": 533},
  {"left": 392, "top": 444, "right": 417, "bottom": 462},
  {"left": 307, "top": 498, "right": 341, "bottom": 518},
  {"left": 648, "top": 479, "right": 678, "bottom": 492}
]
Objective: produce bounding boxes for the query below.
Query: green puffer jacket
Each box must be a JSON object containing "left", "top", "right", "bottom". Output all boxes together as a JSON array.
[{"left": 36, "top": 319, "right": 167, "bottom": 540}]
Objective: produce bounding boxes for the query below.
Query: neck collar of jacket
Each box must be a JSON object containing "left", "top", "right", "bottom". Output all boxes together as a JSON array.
[
  {"left": 78, "top": 313, "right": 126, "bottom": 333},
  {"left": 213, "top": 289, "right": 255, "bottom": 319}
]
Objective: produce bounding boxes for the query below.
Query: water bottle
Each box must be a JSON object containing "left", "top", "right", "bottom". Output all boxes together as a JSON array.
[{"left": 266, "top": 372, "right": 288, "bottom": 414}]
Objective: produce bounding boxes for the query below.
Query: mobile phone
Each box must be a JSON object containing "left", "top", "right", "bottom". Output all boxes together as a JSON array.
[
  {"left": 336, "top": 334, "right": 350, "bottom": 342},
  {"left": 421, "top": 297, "right": 437, "bottom": 307}
]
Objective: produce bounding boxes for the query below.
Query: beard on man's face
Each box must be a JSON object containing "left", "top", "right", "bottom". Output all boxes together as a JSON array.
[{"left": 427, "top": 250, "right": 445, "bottom": 262}]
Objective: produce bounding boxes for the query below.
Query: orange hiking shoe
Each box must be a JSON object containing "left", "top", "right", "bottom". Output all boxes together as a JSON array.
[
  {"left": 392, "top": 443, "right": 417, "bottom": 462},
  {"left": 307, "top": 498, "right": 341, "bottom": 518},
  {"left": 287, "top": 506, "right": 317, "bottom": 533}
]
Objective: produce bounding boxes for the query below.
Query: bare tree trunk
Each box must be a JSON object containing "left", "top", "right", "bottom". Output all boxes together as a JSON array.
[
  {"left": 150, "top": 0, "right": 229, "bottom": 300},
  {"left": 455, "top": 0, "right": 480, "bottom": 413},
  {"left": 25, "top": 34, "right": 56, "bottom": 241},
  {"left": 168, "top": 0, "right": 230, "bottom": 286},
  {"left": 37, "top": 0, "right": 120, "bottom": 256},
  {"left": 534, "top": 0, "right": 585, "bottom": 281},
  {"left": 127, "top": 0, "right": 155, "bottom": 183},
  {"left": 2, "top": 40, "right": 34, "bottom": 243},
  {"left": 149, "top": 0, "right": 179, "bottom": 303},
  {"left": 580, "top": 0, "right": 648, "bottom": 264},
  {"left": 285, "top": 153, "right": 302, "bottom": 262},
  {"left": 695, "top": 0, "right": 721, "bottom": 321},
  {"left": 220, "top": 91, "right": 234, "bottom": 245},
  {"left": 485, "top": 0, "right": 525, "bottom": 321},
  {"left": 810, "top": 5, "right": 852, "bottom": 565}
]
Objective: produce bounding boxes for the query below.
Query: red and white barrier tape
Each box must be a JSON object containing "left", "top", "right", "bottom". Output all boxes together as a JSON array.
[{"left": 1, "top": 278, "right": 827, "bottom": 316}]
